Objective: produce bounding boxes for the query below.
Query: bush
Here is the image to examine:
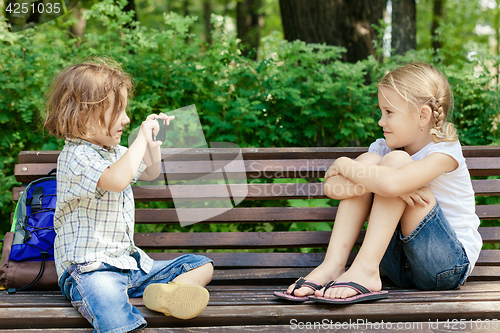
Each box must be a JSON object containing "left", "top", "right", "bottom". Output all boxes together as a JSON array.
[{"left": 0, "top": 0, "right": 499, "bottom": 240}]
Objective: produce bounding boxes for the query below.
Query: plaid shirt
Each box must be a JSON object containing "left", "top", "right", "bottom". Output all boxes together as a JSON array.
[{"left": 54, "top": 138, "right": 152, "bottom": 280}]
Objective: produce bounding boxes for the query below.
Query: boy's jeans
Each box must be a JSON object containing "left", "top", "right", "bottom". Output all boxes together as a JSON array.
[{"left": 59, "top": 253, "right": 213, "bottom": 333}]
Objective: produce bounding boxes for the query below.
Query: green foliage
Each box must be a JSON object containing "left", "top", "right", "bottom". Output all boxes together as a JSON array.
[
  {"left": 416, "top": 0, "right": 490, "bottom": 55},
  {"left": 0, "top": 1, "right": 499, "bottom": 244}
]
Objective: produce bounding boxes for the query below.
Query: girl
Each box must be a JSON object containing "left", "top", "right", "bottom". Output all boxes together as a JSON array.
[
  {"left": 274, "top": 63, "right": 482, "bottom": 304},
  {"left": 44, "top": 58, "right": 214, "bottom": 333}
]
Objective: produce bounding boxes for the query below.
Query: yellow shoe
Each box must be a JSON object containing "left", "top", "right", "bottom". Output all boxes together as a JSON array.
[{"left": 143, "top": 282, "right": 209, "bottom": 320}]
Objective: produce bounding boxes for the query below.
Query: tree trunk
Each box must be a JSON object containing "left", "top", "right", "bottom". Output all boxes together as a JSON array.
[
  {"left": 183, "top": 0, "right": 190, "bottom": 17},
  {"left": 279, "top": 0, "right": 385, "bottom": 63},
  {"left": 26, "top": 0, "right": 43, "bottom": 25},
  {"left": 392, "top": 0, "right": 416, "bottom": 55},
  {"left": 236, "top": 0, "right": 263, "bottom": 60},
  {"left": 5, "top": 0, "right": 42, "bottom": 31},
  {"left": 4, "top": 0, "right": 15, "bottom": 29},
  {"left": 431, "top": 0, "right": 444, "bottom": 50},
  {"left": 496, "top": 1, "right": 500, "bottom": 85},
  {"left": 204, "top": 0, "right": 212, "bottom": 44},
  {"left": 70, "top": 3, "right": 87, "bottom": 38},
  {"left": 124, "top": 0, "right": 138, "bottom": 24}
]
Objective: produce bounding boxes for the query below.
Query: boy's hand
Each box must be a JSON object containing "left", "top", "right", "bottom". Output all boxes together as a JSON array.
[
  {"left": 139, "top": 114, "right": 175, "bottom": 148},
  {"left": 153, "top": 113, "right": 175, "bottom": 142},
  {"left": 156, "top": 113, "right": 175, "bottom": 126}
]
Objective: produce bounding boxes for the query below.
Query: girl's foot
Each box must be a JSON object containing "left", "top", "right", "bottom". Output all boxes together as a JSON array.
[
  {"left": 286, "top": 265, "right": 344, "bottom": 297},
  {"left": 315, "top": 263, "right": 381, "bottom": 299}
]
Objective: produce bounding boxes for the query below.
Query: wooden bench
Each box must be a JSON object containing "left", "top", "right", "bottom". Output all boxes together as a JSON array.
[{"left": 1, "top": 146, "right": 500, "bottom": 332}]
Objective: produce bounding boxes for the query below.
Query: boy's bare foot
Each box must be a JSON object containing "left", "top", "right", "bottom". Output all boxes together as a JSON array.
[
  {"left": 314, "top": 262, "right": 381, "bottom": 299},
  {"left": 285, "top": 264, "right": 344, "bottom": 297}
]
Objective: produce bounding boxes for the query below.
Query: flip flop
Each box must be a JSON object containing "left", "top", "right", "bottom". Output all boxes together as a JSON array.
[
  {"left": 273, "top": 277, "right": 324, "bottom": 302},
  {"left": 309, "top": 281, "right": 388, "bottom": 304}
]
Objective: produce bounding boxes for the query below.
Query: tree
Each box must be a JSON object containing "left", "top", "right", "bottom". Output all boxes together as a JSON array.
[
  {"left": 4, "top": 0, "right": 43, "bottom": 31},
  {"left": 236, "top": 0, "right": 263, "bottom": 59},
  {"left": 416, "top": 0, "right": 486, "bottom": 56},
  {"left": 123, "top": 0, "right": 138, "bottom": 29},
  {"left": 431, "top": 0, "right": 444, "bottom": 51},
  {"left": 279, "top": 0, "right": 385, "bottom": 63},
  {"left": 204, "top": 0, "right": 212, "bottom": 44},
  {"left": 392, "top": 0, "right": 416, "bottom": 55},
  {"left": 70, "top": 2, "right": 87, "bottom": 38}
]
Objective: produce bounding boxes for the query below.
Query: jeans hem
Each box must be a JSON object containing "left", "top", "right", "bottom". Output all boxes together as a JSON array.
[
  {"left": 400, "top": 202, "right": 440, "bottom": 243},
  {"left": 102, "top": 319, "right": 147, "bottom": 333}
]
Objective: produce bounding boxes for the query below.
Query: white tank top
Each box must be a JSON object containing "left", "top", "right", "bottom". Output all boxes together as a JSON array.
[{"left": 368, "top": 138, "right": 482, "bottom": 273}]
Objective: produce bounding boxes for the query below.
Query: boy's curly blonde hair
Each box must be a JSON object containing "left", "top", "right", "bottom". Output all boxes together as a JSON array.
[
  {"left": 44, "top": 57, "right": 133, "bottom": 140},
  {"left": 378, "top": 63, "right": 458, "bottom": 143}
]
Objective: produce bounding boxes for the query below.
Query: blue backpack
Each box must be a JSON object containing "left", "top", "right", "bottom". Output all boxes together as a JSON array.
[{"left": 7, "top": 169, "right": 57, "bottom": 293}]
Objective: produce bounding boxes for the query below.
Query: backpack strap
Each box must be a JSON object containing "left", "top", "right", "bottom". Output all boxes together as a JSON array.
[
  {"left": 7, "top": 251, "right": 48, "bottom": 294},
  {"left": 24, "top": 169, "right": 56, "bottom": 213},
  {"left": 27, "top": 186, "right": 44, "bottom": 212}
]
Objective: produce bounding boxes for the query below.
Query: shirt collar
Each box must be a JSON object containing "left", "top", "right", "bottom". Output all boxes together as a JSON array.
[{"left": 65, "top": 137, "right": 118, "bottom": 154}]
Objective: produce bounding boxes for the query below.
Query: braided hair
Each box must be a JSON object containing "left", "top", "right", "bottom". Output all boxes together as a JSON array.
[{"left": 378, "top": 63, "right": 458, "bottom": 143}]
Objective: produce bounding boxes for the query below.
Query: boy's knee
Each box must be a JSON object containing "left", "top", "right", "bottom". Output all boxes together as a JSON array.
[
  {"left": 204, "top": 262, "right": 214, "bottom": 277},
  {"left": 379, "top": 150, "right": 412, "bottom": 169},
  {"left": 355, "top": 152, "right": 383, "bottom": 165}
]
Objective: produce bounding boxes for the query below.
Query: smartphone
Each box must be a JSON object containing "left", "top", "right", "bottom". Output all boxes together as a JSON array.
[{"left": 153, "top": 119, "right": 167, "bottom": 143}]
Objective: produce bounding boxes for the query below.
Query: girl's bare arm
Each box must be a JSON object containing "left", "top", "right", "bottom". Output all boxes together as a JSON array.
[
  {"left": 323, "top": 153, "right": 382, "bottom": 200},
  {"left": 334, "top": 153, "right": 458, "bottom": 197}
]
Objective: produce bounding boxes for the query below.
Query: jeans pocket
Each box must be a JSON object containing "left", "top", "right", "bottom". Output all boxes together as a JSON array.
[{"left": 436, "top": 265, "right": 467, "bottom": 290}]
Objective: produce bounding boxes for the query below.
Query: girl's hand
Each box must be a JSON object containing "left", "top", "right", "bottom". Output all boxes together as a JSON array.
[
  {"left": 324, "top": 157, "right": 349, "bottom": 181},
  {"left": 400, "top": 186, "right": 431, "bottom": 207},
  {"left": 324, "top": 165, "right": 340, "bottom": 181}
]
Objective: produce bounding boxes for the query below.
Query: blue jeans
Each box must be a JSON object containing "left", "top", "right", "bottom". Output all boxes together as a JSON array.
[
  {"left": 380, "top": 202, "right": 470, "bottom": 290},
  {"left": 59, "top": 253, "right": 213, "bottom": 333}
]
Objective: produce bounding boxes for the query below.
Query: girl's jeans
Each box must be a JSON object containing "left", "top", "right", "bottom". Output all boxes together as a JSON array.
[{"left": 381, "top": 202, "right": 470, "bottom": 290}]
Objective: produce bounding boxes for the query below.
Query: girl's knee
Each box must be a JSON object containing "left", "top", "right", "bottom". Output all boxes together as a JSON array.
[
  {"left": 379, "top": 150, "right": 412, "bottom": 169},
  {"left": 355, "top": 152, "right": 383, "bottom": 165}
]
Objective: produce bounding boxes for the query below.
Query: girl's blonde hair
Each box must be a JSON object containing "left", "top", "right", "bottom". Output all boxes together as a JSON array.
[
  {"left": 44, "top": 57, "right": 133, "bottom": 140},
  {"left": 378, "top": 63, "right": 458, "bottom": 143}
]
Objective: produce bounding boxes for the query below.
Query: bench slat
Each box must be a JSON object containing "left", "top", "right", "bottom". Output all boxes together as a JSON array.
[
  {"left": 12, "top": 179, "right": 500, "bottom": 202},
  {"left": 135, "top": 231, "right": 332, "bottom": 249},
  {"left": 135, "top": 227, "right": 500, "bottom": 250},
  {"left": 135, "top": 207, "right": 340, "bottom": 223},
  {"left": 3, "top": 283, "right": 500, "bottom": 306},
  {"left": 145, "top": 250, "right": 500, "bottom": 268},
  {"left": 9, "top": 204, "right": 499, "bottom": 228},
  {"left": 16, "top": 146, "right": 500, "bottom": 164},
  {"left": 209, "top": 266, "right": 500, "bottom": 282},
  {"left": 2, "top": 300, "right": 500, "bottom": 329},
  {"left": 134, "top": 205, "right": 500, "bottom": 224},
  {"left": 14, "top": 156, "right": 500, "bottom": 182}
]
